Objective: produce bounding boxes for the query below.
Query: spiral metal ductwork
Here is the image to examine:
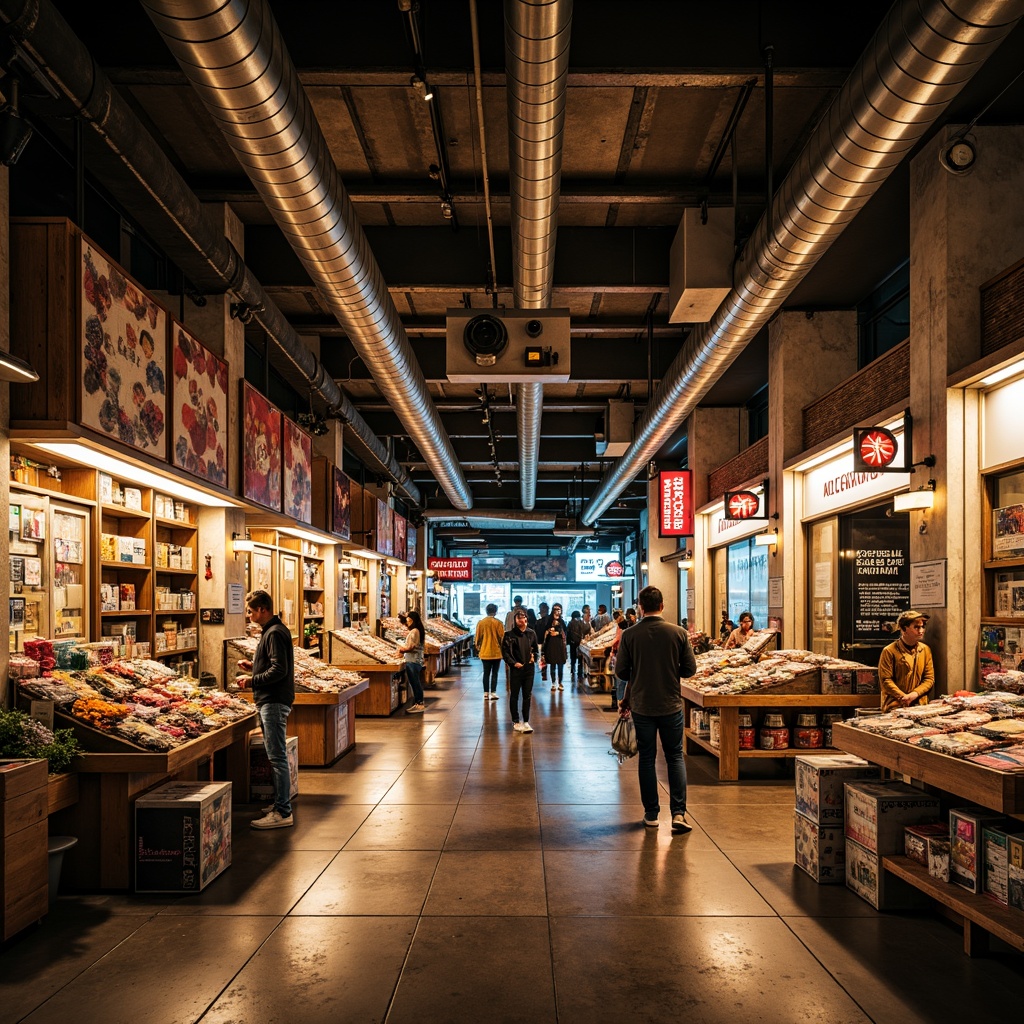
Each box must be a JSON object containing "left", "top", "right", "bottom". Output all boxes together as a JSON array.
[
  {"left": 582, "top": 0, "right": 1024, "bottom": 525},
  {"left": 0, "top": 0, "right": 421, "bottom": 506},
  {"left": 505, "top": 0, "right": 572, "bottom": 510},
  {"left": 142, "top": 0, "right": 472, "bottom": 511}
]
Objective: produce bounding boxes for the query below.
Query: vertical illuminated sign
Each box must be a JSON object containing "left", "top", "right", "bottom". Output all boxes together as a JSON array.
[{"left": 659, "top": 470, "right": 694, "bottom": 537}]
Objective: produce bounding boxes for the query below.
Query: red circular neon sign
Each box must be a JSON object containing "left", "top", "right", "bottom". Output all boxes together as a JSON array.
[
  {"left": 605, "top": 560, "right": 624, "bottom": 577},
  {"left": 858, "top": 428, "right": 898, "bottom": 468},
  {"left": 727, "top": 491, "right": 760, "bottom": 520}
]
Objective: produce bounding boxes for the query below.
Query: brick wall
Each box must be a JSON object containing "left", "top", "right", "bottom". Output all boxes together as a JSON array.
[
  {"left": 707, "top": 436, "right": 769, "bottom": 497},
  {"left": 981, "top": 257, "right": 1024, "bottom": 356},
  {"left": 802, "top": 340, "right": 909, "bottom": 450}
]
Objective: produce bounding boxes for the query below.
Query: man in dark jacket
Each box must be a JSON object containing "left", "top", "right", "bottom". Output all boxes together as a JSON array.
[
  {"left": 237, "top": 589, "right": 295, "bottom": 829},
  {"left": 566, "top": 609, "right": 591, "bottom": 681},
  {"left": 501, "top": 608, "right": 539, "bottom": 734},
  {"left": 616, "top": 586, "right": 696, "bottom": 833}
]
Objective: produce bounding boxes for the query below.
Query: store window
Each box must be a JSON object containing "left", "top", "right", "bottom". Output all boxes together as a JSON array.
[
  {"left": 725, "top": 538, "right": 768, "bottom": 630},
  {"left": 808, "top": 518, "right": 838, "bottom": 656}
]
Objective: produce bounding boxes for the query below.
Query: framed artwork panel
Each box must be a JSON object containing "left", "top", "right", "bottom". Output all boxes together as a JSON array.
[
  {"left": 283, "top": 418, "right": 313, "bottom": 524},
  {"left": 171, "top": 322, "right": 229, "bottom": 486},
  {"left": 80, "top": 239, "right": 168, "bottom": 456},
  {"left": 242, "top": 381, "right": 283, "bottom": 511},
  {"left": 394, "top": 514, "right": 407, "bottom": 563},
  {"left": 331, "top": 466, "right": 351, "bottom": 540}
]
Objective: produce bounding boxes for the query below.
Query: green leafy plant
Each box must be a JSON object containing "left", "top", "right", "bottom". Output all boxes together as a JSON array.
[{"left": 0, "top": 707, "right": 82, "bottom": 774}]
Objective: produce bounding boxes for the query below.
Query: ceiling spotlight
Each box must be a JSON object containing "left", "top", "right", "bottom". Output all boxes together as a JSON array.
[
  {"left": 939, "top": 135, "right": 977, "bottom": 175},
  {"left": 410, "top": 75, "right": 434, "bottom": 102},
  {"left": 439, "top": 199, "right": 454, "bottom": 219},
  {"left": 0, "top": 349, "right": 40, "bottom": 383},
  {"left": 0, "top": 79, "right": 34, "bottom": 167}
]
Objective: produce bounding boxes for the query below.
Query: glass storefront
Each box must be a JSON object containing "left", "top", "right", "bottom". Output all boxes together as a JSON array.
[
  {"left": 451, "top": 583, "right": 598, "bottom": 634},
  {"left": 725, "top": 537, "right": 769, "bottom": 630}
]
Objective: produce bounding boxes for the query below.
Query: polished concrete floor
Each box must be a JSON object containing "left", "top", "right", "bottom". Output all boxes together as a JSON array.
[{"left": 2, "top": 663, "right": 1023, "bottom": 1023}]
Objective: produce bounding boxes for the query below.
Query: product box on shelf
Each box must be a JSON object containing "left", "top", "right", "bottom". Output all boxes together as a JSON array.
[
  {"left": 949, "top": 807, "right": 1006, "bottom": 894},
  {"left": 99, "top": 583, "right": 119, "bottom": 612},
  {"left": 820, "top": 667, "right": 879, "bottom": 695},
  {"left": 117, "top": 537, "right": 134, "bottom": 563},
  {"left": 794, "top": 810, "right": 846, "bottom": 884},
  {"left": 843, "top": 781, "right": 941, "bottom": 855},
  {"left": 124, "top": 487, "right": 143, "bottom": 511},
  {"left": 135, "top": 781, "right": 232, "bottom": 893},
  {"left": 100, "top": 533, "right": 118, "bottom": 562},
  {"left": 248, "top": 733, "right": 299, "bottom": 803},
  {"left": 1008, "top": 835, "right": 1024, "bottom": 912},
  {"left": 795, "top": 755, "right": 879, "bottom": 825},
  {"left": 904, "top": 822, "right": 950, "bottom": 869},
  {"left": 845, "top": 837, "right": 930, "bottom": 911},
  {"left": 981, "top": 826, "right": 1024, "bottom": 906}
]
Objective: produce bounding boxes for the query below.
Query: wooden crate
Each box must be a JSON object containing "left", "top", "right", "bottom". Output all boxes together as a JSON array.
[{"left": 0, "top": 760, "right": 49, "bottom": 940}]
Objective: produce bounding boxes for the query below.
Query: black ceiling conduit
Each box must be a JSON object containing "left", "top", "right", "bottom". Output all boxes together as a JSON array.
[
  {"left": 582, "top": 0, "right": 1024, "bottom": 525},
  {"left": 0, "top": 0, "right": 423, "bottom": 507}
]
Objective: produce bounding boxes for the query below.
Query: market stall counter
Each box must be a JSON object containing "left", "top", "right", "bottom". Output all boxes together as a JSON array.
[
  {"left": 17, "top": 660, "right": 258, "bottom": 891},
  {"left": 681, "top": 645, "right": 880, "bottom": 781},
  {"left": 380, "top": 617, "right": 471, "bottom": 683},
  {"left": 224, "top": 638, "right": 368, "bottom": 766},
  {"left": 831, "top": 688, "right": 1024, "bottom": 955},
  {"left": 328, "top": 629, "right": 406, "bottom": 716}
]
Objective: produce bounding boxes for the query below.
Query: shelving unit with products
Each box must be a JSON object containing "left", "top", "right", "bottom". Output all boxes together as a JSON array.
[
  {"left": 152, "top": 492, "right": 199, "bottom": 668},
  {"left": 342, "top": 558, "right": 371, "bottom": 629},
  {"left": 301, "top": 541, "right": 325, "bottom": 654},
  {"left": 980, "top": 469, "right": 1024, "bottom": 680}
]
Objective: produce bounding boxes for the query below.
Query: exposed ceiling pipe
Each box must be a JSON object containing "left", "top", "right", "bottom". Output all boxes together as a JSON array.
[
  {"left": 422, "top": 509, "right": 557, "bottom": 528},
  {"left": 505, "top": 0, "right": 572, "bottom": 510},
  {"left": 0, "top": 0, "right": 421, "bottom": 507},
  {"left": 582, "top": 0, "right": 1024, "bottom": 524},
  {"left": 469, "top": 0, "right": 498, "bottom": 296},
  {"left": 142, "top": 0, "right": 473, "bottom": 512}
]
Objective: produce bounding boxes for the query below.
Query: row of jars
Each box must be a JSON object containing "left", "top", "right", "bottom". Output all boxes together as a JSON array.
[{"left": 690, "top": 709, "right": 847, "bottom": 750}]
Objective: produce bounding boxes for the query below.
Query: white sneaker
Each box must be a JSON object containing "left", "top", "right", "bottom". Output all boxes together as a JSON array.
[
  {"left": 551, "top": 685, "right": 556, "bottom": 691},
  {"left": 513, "top": 722, "right": 524, "bottom": 732},
  {"left": 251, "top": 809, "right": 294, "bottom": 830},
  {"left": 490, "top": 692, "right": 500, "bottom": 700},
  {"left": 521, "top": 721, "right": 534, "bottom": 733}
]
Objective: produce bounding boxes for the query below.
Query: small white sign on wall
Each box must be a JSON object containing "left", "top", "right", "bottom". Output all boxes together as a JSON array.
[{"left": 910, "top": 559, "right": 946, "bottom": 609}]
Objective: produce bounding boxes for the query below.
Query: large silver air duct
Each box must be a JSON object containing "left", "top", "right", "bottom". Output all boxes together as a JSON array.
[
  {"left": 582, "top": 0, "right": 1024, "bottom": 524},
  {"left": 0, "top": 0, "right": 421, "bottom": 506},
  {"left": 505, "top": 0, "right": 572, "bottom": 510},
  {"left": 142, "top": 0, "right": 472, "bottom": 512}
]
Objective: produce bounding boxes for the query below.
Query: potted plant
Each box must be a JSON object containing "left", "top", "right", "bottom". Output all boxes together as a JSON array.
[
  {"left": 303, "top": 620, "right": 323, "bottom": 652},
  {"left": 0, "top": 708, "right": 81, "bottom": 774}
]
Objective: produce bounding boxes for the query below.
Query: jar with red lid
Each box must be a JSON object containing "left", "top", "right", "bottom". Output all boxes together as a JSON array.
[
  {"left": 793, "top": 712, "right": 823, "bottom": 749},
  {"left": 738, "top": 712, "right": 756, "bottom": 750},
  {"left": 760, "top": 713, "right": 789, "bottom": 750}
]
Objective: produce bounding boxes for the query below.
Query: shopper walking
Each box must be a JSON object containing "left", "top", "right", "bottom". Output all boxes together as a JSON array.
[
  {"left": 504, "top": 595, "right": 525, "bottom": 631},
  {"left": 236, "top": 590, "right": 295, "bottom": 830},
  {"left": 474, "top": 603, "right": 504, "bottom": 700},
  {"left": 535, "top": 602, "right": 550, "bottom": 680},
  {"left": 616, "top": 586, "right": 696, "bottom": 833},
  {"left": 397, "top": 610, "right": 427, "bottom": 713},
  {"left": 878, "top": 610, "right": 934, "bottom": 712},
  {"left": 542, "top": 603, "right": 568, "bottom": 690},
  {"left": 592, "top": 604, "right": 612, "bottom": 631},
  {"left": 567, "top": 609, "right": 591, "bottom": 682},
  {"left": 502, "top": 608, "right": 539, "bottom": 733}
]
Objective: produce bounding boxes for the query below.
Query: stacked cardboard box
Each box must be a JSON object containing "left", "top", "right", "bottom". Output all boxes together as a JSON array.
[
  {"left": 844, "top": 780, "right": 939, "bottom": 909},
  {"left": 794, "top": 755, "right": 880, "bottom": 884}
]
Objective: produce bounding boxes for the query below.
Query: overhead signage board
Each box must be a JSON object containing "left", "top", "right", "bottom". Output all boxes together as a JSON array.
[
  {"left": 802, "top": 431, "right": 910, "bottom": 520},
  {"left": 724, "top": 489, "right": 766, "bottom": 521},
  {"left": 659, "top": 470, "right": 694, "bottom": 537},
  {"left": 428, "top": 557, "right": 472, "bottom": 581},
  {"left": 574, "top": 552, "right": 624, "bottom": 580}
]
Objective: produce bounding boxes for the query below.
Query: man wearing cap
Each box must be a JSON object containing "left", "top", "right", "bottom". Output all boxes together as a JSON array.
[{"left": 878, "top": 610, "right": 935, "bottom": 712}]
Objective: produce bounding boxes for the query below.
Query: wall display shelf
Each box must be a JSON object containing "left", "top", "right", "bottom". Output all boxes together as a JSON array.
[
  {"left": 328, "top": 630, "right": 405, "bottom": 715},
  {"left": 681, "top": 686, "right": 879, "bottom": 781},
  {"left": 342, "top": 560, "right": 370, "bottom": 629},
  {"left": 300, "top": 541, "right": 325, "bottom": 654}
]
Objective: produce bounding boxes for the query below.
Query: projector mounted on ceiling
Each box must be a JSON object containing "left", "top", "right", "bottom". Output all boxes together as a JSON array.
[
  {"left": 446, "top": 308, "right": 571, "bottom": 383},
  {"left": 552, "top": 517, "right": 596, "bottom": 537}
]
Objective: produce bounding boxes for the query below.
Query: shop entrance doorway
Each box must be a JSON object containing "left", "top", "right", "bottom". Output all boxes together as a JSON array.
[{"left": 838, "top": 503, "right": 911, "bottom": 667}]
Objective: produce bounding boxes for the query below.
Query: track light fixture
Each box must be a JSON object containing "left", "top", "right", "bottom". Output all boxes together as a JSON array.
[
  {"left": 410, "top": 74, "right": 434, "bottom": 102},
  {"left": 0, "top": 78, "right": 33, "bottom": 167},
  {"left": 0, "top": 349, "right": 40, "bottom": 383}
]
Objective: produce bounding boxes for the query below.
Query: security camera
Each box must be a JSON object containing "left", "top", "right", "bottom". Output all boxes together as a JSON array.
[
  {"left": 525, "top": 319, "right": 543, "bottom": 338},
  {"left": 463, "top": 314, "right": 508, "bottom": 366}
]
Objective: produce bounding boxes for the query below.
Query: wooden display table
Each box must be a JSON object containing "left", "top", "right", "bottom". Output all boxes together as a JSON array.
[
  {"left": 681, "top": 685, "right": 879, "bottom": 781},
  {"left": 47, "top": 717, "right": 253, "bottom": 891},
  {"left": 235, "top": 681, "right": 367, "bottom": 766},
  {"left": 328, "top": 631, "right": 406, "bottom": 715},
  {"left": 832, "top": 721, "right": 1024, "bottom": 955}
]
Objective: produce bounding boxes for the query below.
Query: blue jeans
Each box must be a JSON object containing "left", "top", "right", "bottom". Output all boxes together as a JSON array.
[
  {"left": 482, "top": 658, "right": 501, "bottom": 692},
  {"left": 631, "top": 710, "right": 686, "bottom": 818},
  {"left": 406, "top": 662, "right": 424, "bottom": 705},
  {"left": 257, "top": 702, "right": 292, "bottom": 817}
]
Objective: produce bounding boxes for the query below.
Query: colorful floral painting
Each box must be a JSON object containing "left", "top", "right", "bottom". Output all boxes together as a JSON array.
[
  {"left": 171, "top": 323, "right": 228, "bottom": 486},
  {"left": 81, "top": 240, "right": 167, "bottom": 455},
  {"left": 331, "top": 466, "right": 351, "bottom": 540},
  {"left": 393, "top": 514, "right": 407, "bottom": 563},
  {"left": 376, "top": 498, "right": 394, "bottom": 557},
  {"left": 242, "top": 382, "right": 282, "bottom": 511},
  {"left": 283, "top": 418, "right": 312, "bottom": 523}
]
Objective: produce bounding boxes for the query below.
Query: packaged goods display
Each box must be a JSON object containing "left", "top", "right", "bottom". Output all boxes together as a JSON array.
[
  {"left": 904, "top": 823, "right": 951, "bottom": 867},
  {"left": 843, "top": 781, "right": 941, "bottom": 855},
  {"left": 1008, "top": 835, "right": 1024, "bottom": 911},
  {"left": 18, "top": 661, "right": 257, "bottom": 751},
  {"left": 248, "top": 734, "right": 299, "bottom": 803},
  {"left": 846, "top": 837, "right": 929, "bottom": 910},
  {"left": 227, "top": 636, "right": 366, "bottom": 694},
  {"left": 793, "top": 713, "right": 824, "bottom": 749},
  {"left": 760, "top": 713, "right": 789, "bottom": 749},
  {"left": 949, "top": 807, "right": 1006, "bottom": 894},
  {"left": 794, "top": 756, "right": 879, "bottom": 825},
  {"left": 737, "top": 713, "right": 756, "bottom": 750},
  {"left": 686, "top": 648, "right": 877, "bottom": 697},
  {"left": 982, "top": 827, "right": 1024, "bottom": 905},
  {"left": 328, "top": 628, "right": 402, "bottom": 664}
]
